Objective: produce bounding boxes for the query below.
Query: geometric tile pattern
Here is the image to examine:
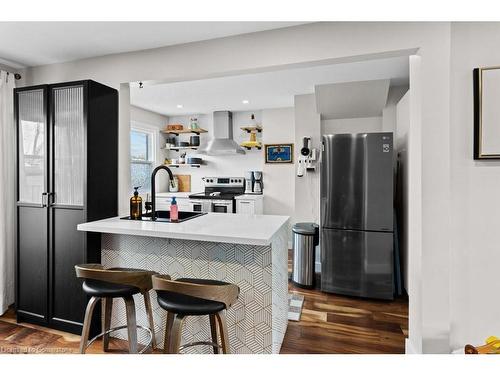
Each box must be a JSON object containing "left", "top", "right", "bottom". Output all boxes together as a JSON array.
[{"left": 101, "top": 224, "right": 288, "bottom": 354}]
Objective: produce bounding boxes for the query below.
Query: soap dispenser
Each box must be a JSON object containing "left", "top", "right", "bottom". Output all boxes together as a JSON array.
[
  {"left": 170, "top": 197, "right": 178, "bottom": 222},
  {"left": 130, "top": 186, "right": 143, "bottom": 219}
]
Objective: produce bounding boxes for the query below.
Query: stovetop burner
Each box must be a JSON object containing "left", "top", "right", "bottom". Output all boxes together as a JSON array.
[
  {"left": 188, "top": 192, "right": 241, "bottom": 200},
  {"left": 188, "top": 176, "right": 246, "bottom": 201}
]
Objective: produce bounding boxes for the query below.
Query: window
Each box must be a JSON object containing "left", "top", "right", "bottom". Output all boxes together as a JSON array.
[{"left": 130, "top": 124, "right": 156, "bottom": 192}]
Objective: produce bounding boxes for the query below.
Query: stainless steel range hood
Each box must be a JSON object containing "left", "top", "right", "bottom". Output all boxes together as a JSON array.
[{"left": 197, "top": 111, "right": 245, "bottom": 155}]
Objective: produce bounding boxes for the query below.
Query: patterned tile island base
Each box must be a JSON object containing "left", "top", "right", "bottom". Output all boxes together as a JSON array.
[{"left": 101, "top": 224, "right": 288, "bottom": 354}]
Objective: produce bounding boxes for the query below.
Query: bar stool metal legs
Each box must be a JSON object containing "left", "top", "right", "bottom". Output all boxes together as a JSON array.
[
  {"left": 79, "top": 295, "right": 155, "bottom": 354},
  {"left": 162, "top": 312, "right": 230, "bottom": 354}
]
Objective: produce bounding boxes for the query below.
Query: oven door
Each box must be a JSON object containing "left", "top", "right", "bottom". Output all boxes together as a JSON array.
[
  {"left": 211, "top": 200, "right": 233, "bottom": 213},
  {"left": 189, "top": 200, "right": 207, "bottom": 213}
]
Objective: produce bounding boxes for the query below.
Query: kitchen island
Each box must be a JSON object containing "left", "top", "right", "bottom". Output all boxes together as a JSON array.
[{"left": 77, "top": 213, "right": 289, "bottom": 354}]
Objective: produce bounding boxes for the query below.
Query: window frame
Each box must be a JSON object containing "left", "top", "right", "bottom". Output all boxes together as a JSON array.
[{"left": 130, "top": 121, "right": 158, "bottom": 193}]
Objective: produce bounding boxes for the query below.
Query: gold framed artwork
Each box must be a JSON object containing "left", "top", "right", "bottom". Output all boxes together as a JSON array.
[{"left": 264, "top": 144, "right": 294, "bottom": 164}]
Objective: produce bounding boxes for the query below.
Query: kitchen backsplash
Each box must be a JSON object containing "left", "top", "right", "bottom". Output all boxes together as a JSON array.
[{"left": 165, "top": 111, "right": 263, "bottom": 192}]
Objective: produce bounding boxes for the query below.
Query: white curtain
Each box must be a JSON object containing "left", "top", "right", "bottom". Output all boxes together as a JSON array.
[{"left": 0, "top": 71, "right": 16, "bottom": 314}]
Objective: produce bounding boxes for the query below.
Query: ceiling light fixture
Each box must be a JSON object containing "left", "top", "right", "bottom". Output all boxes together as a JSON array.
[
  {"left": 176, "top": 104, "right": 183, "bottom": 109},
  {"left": 139, "top": 81, "right": 143, "bottom": 89},
  {"left": 242, "top": 100, "right": 249, "bottom": 104}
]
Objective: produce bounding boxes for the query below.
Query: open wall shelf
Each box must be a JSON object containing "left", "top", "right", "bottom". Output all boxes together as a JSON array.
[
  {"left": 166, "top": 164, "right": 202, "bottom": 168},
  {"left": 161, "top": 146, "right": 200, "bottom": 151},
  {"left": 161, "top": 128, "right": 208, "bottom": 136},
  {"left": 241, "top": 126, "right": 262, "bottom": 133},
  {"left": 242, "top": 144, "right": 262, "bottom": 150}
]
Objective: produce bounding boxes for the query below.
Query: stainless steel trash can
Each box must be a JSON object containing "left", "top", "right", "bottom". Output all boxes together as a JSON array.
[{"left": 291, "top": 223, "right": 319, "bottom": 288}]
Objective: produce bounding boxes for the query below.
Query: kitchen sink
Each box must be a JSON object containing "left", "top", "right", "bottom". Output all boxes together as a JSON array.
[{"left": 121, "top": 210, "right": 206, "bottom": 223}]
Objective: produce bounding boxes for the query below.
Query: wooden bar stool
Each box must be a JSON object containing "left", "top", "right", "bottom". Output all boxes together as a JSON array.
[
  {"left": 152, "top": 275, "right": 239, "bottom": 354},
  {"left": 75, "top": 264, "right": 158, "bottom": 354}
]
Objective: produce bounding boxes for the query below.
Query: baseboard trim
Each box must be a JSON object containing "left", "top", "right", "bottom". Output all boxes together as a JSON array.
[{"left": 405, "top": 338, "right": 420, "bottom": 354}]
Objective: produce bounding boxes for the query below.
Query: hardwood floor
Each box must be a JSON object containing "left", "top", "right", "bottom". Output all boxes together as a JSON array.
[
  {"left": 0, "top": 285, "right": 407, "bottom": 354},
  {"left": 282, "top": 279, "right": 408, "bottom": 354},
  {"left": 282, "top": 251, "right": 408, "bottom": 354},
  {"left": 0, "top": 308, "right": 132, "bottom": 354},
  {"left": 0, "top": 253, "right": 408, "bottom": 354}
]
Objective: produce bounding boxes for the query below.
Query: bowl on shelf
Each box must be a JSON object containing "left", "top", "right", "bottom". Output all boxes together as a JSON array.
[
  {"left": 166, "top": 124, "right": 183, "bottom": 131},
  {"left": 175, "top": 140, "right": 190, "bottom": 147},
  {"left": 186, "top": 157, "right": 202, "bottom": 165}
]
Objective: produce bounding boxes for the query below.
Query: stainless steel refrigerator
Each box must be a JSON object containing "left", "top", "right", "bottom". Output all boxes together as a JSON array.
[{"left": 320, "top": 133, "right": 394, "bottom": 300}]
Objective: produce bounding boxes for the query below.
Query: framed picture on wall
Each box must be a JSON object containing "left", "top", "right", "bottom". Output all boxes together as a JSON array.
[
  {"left": 264, "top": 144, "right": 294, "bottom": 163},
  {"left": 474, "top": 66, "right": 500, "bottom": 159}
]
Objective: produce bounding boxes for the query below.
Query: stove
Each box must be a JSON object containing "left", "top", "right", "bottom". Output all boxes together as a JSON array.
[{"left": 188, "top": 176, "right": 245, "bottom": 213}]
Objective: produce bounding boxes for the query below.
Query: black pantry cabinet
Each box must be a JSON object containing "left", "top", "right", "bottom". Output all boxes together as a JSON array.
[{"left": 15, "top": 80, "right": 118, "bottom": 335}]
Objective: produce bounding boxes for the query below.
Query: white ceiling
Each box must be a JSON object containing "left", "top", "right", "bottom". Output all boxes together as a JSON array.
[
  {"left": 0, "top": 22, "right": 305, "bottom": 68},
  {"left": 130, "top": 56, "right": 409, "bottom": 117}
]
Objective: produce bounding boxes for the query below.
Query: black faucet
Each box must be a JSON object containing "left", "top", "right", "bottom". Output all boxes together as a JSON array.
[{"left": 150, "top": 165, "right": 174, "bottom": 221}]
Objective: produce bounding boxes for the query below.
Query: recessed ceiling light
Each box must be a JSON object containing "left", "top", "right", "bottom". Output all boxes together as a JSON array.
[
  {"left": 242, "top": 100, "right": 249, "bottom": 104},
  {"left": 176, "top": 104, "right": 183, "bottom": 109}
]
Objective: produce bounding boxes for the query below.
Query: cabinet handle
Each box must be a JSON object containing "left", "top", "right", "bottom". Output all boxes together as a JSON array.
[
  {"left": 239, "top": 201, "right": 251, "bottom": 204},
  {"left": 48, "top": 192, "right": 55, "bottom": 206},
  {"left": 41, "top": 192, "right": 48, "bottom": 207}
]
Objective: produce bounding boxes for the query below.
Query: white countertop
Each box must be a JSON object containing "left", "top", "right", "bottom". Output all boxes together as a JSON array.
[{"left": 77, "top": 213, "right": 289, "bottom": 246}]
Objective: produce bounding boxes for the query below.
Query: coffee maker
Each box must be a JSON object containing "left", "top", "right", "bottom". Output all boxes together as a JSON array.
[
  {"left": 244, "top": 171, "right": 254, "bottom": 194},
  {"left": 252, "top": 171, "right": 263, "bottom": 194},
  {"left": 244, "top": 171, "right": 263, "bottom": 194}
]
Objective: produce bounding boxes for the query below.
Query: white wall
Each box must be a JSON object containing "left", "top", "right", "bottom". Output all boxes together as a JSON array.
[
  {"left": 321, "top": 116, "right": 382, "bottom": 134},
  {"left": 261, "top": 107, "right": 295, "bottom": 238},
  {"left": 294, "top": 94, "right": 321, "bottom": 225},
  {"left": 383, "top": 85, "right": 409, "bottom": 133},
  {"left": 449, "top": 22, "right": 500, "bottom": 351},
  {"left": 23, "top": 22, "right": 453, "bottom": 353},
  {"left": 130, "top": 105, "right": 169, "bottom": 197},
  {"left": 130, "top": 105, "right": 168, "bottom": 128},
  {"left": 118, "top": 83, "right": 131, "bottom": 215},
  {"left": 396, "top": 92, "right": 410, "bottom": 291}
]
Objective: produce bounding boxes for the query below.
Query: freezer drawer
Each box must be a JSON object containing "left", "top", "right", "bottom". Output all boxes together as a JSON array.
[{"left": 321, "top": 228, "right": 394, "bottom": 300}]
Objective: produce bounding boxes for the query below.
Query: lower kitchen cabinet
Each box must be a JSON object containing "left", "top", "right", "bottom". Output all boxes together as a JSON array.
[
  {"left": 235, "top": 195, "right": 263, "bottom": 214},
  {"left": 15, "top": 80, "right": 118, "bottom": 335}
]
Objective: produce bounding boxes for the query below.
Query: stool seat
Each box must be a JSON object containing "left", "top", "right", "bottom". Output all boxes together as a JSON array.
[
  {"left": 82, "top": 279, "right": 141, "bottom": 298},
  {"left": 156, "top": 278, "right": 227, "bottom": 316}
]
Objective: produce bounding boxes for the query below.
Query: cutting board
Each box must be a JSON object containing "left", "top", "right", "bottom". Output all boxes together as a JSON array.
[{"left": 175, "top": 174, "right": 191, "bottom": 192}]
